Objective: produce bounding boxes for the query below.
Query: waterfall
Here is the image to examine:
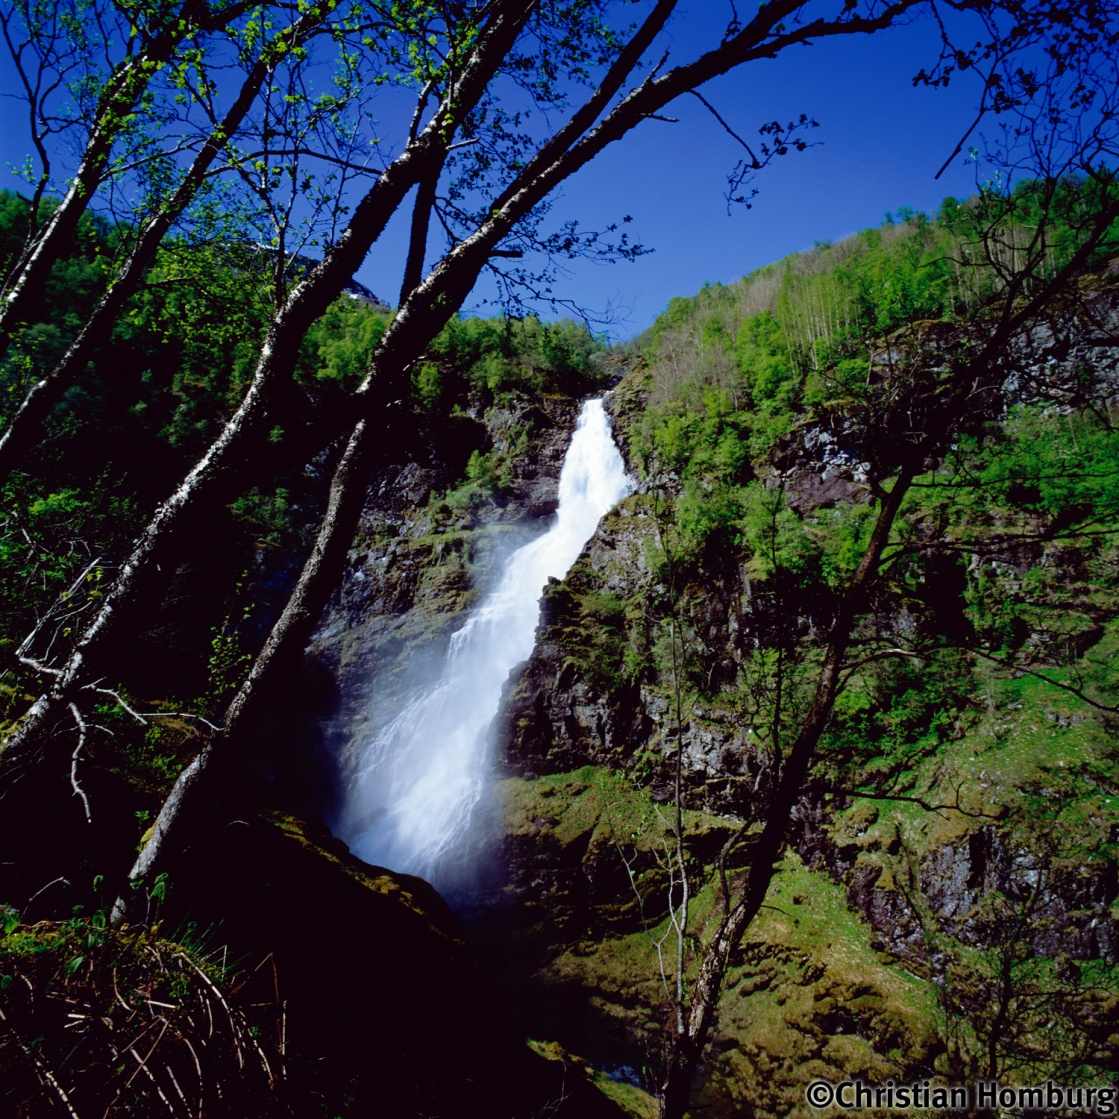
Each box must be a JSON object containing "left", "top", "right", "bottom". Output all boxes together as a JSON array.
[{"left": 339, "top": 397, "right": 632, "bottom": 886}]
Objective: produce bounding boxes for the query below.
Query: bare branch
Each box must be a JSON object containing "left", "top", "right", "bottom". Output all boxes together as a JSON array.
[
  {"left": 824, "top": 783, "right": 1002, "bottom": 821},
  {"left": 67, "top": 702, "right": 91, "bottom": 823},
  {"left": 955, "top": 644, "right": 1119, "bottom": 714},
  {"left": 686, "top": 89, "right": 760, "bottom": 166}
]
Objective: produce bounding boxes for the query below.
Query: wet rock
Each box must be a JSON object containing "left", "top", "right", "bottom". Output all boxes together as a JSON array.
[{"left": 311, "top": 388, "right": 583, "bottom": 771}]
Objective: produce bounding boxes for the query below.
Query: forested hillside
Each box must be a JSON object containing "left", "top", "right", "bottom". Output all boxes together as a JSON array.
[
  {"left": 5, "top": 160, "right": 1119, "bottom": 1115},
  {"left": 486, "top": 178, "right": 1119, "bottom": 1116}
]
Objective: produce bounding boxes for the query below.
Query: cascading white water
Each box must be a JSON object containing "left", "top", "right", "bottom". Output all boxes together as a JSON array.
[{"left": 339, "top": 397, "right": 632, "bottom": 885}]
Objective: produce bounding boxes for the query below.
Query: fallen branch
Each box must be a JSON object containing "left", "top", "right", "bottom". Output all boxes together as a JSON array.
[{"left": 0, "top": 1005, "right": 82, "bottom": 1119}]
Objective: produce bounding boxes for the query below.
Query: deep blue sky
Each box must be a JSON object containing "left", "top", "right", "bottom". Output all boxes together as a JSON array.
[
  {"left": 557, "top": 13, "right": 993, "bottom": 334},
  {"left": 551, "top": 28, "right": 984, "bottom": 335},
  {"left": 350, "top": 6, "right": 991, "bottom": 338},
  {"left": 0, "top": 3, "right": 993, "bottom": 340}
]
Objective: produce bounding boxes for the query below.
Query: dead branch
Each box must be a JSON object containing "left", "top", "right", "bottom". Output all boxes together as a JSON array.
[
  {"left": 67, "top": 702, "right": 91, "bottom": 824},
  {"left": 0, "top": 1004, "right": 82, "bottom": 1119},
  {"left": 124, "top": 1020, "right": 173, "bottom": 1108},
  {"left": 16, "top": 654, "right": 61, "bottom": 676},
  {"left": 824, "top": 781, "right": 1001, "bottom": 820},
  {"left": 840, "top": 646, "right": 923, "bottom": 683},
  {"left": 112, "top": 966, "right": 134, "bottom": 1013},
  {"left": 24, "top": 876, "right": 70, "bottom": 911},
  {"left": 84, "top": 685, "right": 148, "bottom": 725}
]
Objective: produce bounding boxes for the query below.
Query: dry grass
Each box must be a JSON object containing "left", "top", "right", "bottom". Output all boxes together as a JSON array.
[{"left": 0, "top": 919, "right": 286, "bottom": 1117}]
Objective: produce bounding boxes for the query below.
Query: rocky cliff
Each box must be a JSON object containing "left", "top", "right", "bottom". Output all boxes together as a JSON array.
[
  {"left": 307, "top": 269, "right": 1119, "bottom": 1116},
  {"left": 485, "top": 283, "right": 1119, "bottom": 1113},
  {"left": 311, "top": 387, "right": 583, "bottom": 780}
]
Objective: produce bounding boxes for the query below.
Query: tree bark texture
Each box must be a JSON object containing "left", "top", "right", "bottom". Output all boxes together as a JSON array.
[
  {"left": 0, "top": 0, "right": 539, "bottom": 784},
  {"left": 117, "top": 410, "right": 380, "bottom": 916}
]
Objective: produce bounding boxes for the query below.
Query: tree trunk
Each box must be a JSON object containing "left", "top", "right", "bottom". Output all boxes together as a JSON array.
[
  {"left": 656, "top": 466, "right": 916, "bottom": 1119},
  {"left": 114, "top": 409, "right": 383, "bottom": 918},
  {"left": 398, "top": 170, "right": 440, "bottom": 308},
  {"left": 0, "top": 37, "right": 280, "bottom": 481},
  {"left": 0, "top": 1, "right": 539, "bottom": 785}
]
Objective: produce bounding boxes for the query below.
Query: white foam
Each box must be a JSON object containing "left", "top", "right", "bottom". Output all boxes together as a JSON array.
[{"left": 339, "top": 398, "right": 632, "bottom": 885}]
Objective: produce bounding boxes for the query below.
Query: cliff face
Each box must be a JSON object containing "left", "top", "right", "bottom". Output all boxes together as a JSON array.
[
  {"left": 489, "top": 288, "right": 1119, "bottom": 1111},
  {"left": 499, "top": 455, "right": 1119, "bottom": 956},
  {"left": 307, "top": 274, "right": 1119, "bottom": 1116},
  {"left": 310, "top": 388, "right": 582, "bottom": 776}
]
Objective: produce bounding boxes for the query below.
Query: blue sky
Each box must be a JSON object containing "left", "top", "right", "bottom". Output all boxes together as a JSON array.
[
  {"left": 0, "top": 2, "right": 995, "bottom": 340},
  {"left": 461, "top": 8, "right": 990, "bottom": 337},
  {"left": 349, "top": 5, "right": 994, "bottom": 338}
]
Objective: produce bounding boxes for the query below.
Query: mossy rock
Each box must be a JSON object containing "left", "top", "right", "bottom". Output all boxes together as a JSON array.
[{"left": 158, "top": 812, "right": 630, "bottom": 1118}]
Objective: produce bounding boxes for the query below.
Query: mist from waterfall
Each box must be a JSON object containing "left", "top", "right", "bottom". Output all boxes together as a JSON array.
[{"left": 338, "top": 397, "right": 632, "bottom": 888}]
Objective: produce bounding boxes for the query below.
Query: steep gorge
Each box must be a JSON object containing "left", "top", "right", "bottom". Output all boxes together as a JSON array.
[
  {"left": 5, "top": 193, "right": 1119, "bottom": 1118},
  {"left": 310, "top": 230, "right": 1119, "bottom": 1116}
]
